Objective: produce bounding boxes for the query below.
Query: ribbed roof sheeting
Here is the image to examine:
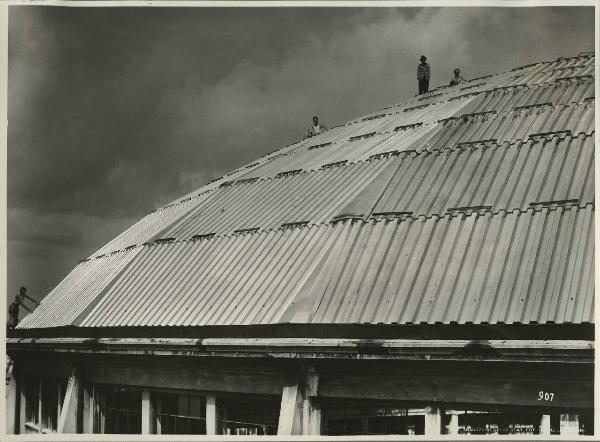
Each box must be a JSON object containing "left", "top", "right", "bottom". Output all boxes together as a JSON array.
[
  {"left": 166, "top": 136, "right": 316, "bottom": 206},
  {"left": 120, "top": 132, "right": 594, "bottom": 242},
  {"left": 160, "top": 160, "right": 391, "bottom": 237},
  {"left": 238, "top": 98, "right": 593, "bottom": 181},
  {"left": 238, "top": 126, "right": 432, "bottom": 179},
  {"left": 522, "top": 56, "right": 595, "bottom": 86},
  {"left": 305, "top": 205, "right": 594, "bottom": 325},
  {"left": 176, "top": 55, "right": 594, "bottom": 201},
  {"left": 237, "top": 132, "right": 392, "bottom": 179},
  {"left": 457, "top": 78, "right": 594, "bottom": 116},
  {"left": 422, "top": 101, "right": 594, "bottom": 151},
  {"left": 239, "top": 99, "right": 478, "bottom": 179},
  {"left": 18, "top": 53, "right": 595, "bottom": 330},
  {"left": 349, "top": 97, "right": 478, "bottom": 128},
  {"left": 90, "top": 195, "right": 212, "bottom": 258},
  {"left": 78, "top": 205, "right": 593, "bottom": 327},
  {"left": 80, "top": 226, "right": 340, "bottom": 327},
  {"left": 121, "top": 56, "right": 595, "bottom": 212},
  {"left": 372, "top": 133, "right": 594, "bottom": 216},
  {"left": 17, "top": 247, "right": 142, "bottom": 328}
]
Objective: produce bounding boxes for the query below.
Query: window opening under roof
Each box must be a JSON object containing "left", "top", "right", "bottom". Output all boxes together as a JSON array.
[
  {"left": 322, "top": 401, "right": 425, "bottom": 436},
  {"left": 444, "top": 409, "right": 593, "bottom": 435},
  {"left": 218, "top": 395, "right": 280, "bottom": 435},
  {"left": 22, "top": 375, "right": 67, "bottom": 434},
  {"left": 95, "top": 385, "right": 141, "bottom": 434},
  {"left": 154, "top": 392, "right": 206, "bottom": 434}
]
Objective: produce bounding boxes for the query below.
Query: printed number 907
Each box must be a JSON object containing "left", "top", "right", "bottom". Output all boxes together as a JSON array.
[{"left": 538, "top": 391, "right": 554, "bottom": 401}]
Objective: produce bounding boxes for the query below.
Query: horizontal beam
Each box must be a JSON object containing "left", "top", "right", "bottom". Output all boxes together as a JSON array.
[
  {"left": 8, "top": 337, "right": 593, "bottom": 350},
  {"left": 8, "top": 337, "right": 594, "bottom": 349},
  {"left": 8, "top": 337, "right": 593, "bottom": 363},
  {"left": 319, "top": 373, "right": 593, "bottom": 409},
  {"left": 8, "top": 323, "right": 594, "bottom": 340},
  {"left": 86, "top": 365, "right": 283, "bottom": 396}
]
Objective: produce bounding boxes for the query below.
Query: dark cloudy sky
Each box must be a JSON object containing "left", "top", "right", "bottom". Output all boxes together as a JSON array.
[{"left": 7, "top": 6, "right": 594, "bottom": 306}]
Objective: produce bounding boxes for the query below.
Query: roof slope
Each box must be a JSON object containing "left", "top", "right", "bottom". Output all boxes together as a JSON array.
[{"left": 18, "top": 53, "right": 595, "bottom": 329}]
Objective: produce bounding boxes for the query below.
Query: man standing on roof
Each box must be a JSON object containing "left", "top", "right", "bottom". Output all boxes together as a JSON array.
[
  {"left": 450, "top": 68, "right": 467, "bottom": 86},
  {"left": 7, "top": 287, "right": 39, "bottom": 330},
  {"left": 417, "top": 55, "right": 431, "bottom": 95},
  {"left": 305, "top": 116, "right": 327, "bottom": 139}
]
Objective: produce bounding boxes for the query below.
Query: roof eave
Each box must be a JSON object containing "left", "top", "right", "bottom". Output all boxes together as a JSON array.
[{"left": 7, "top": 336, "right": 593, "bottom": 364}]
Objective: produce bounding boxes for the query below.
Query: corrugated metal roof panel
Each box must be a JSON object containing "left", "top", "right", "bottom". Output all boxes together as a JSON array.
[
  {"left": 306, "top": 205, "right": 594, "bottom": 325},
  {"left": 523, "top": 55, "right": 595, "bottom": 85},
  {"left": 17, "top": 247, "right": 142, "bottom": 328},
  {"left": 239, "top": 99, "right": 478, "bottom": 178},
  {"left": 372, "top": 133, "right": 593, "bottom": 216},
  {"left": 421, "top": 101, "right": 594, "bottom": 151},
  {"left": 165, "top": 137, "right": 315, "bottom": 205},
  {"left": 80, "top": 225, "right": 340, "bottom": 327},
  {"left": 237, "top": 132, "right": 396, "bottom": 178},
  {"left": 456, "top": 78, "right": 594, "bottom": 116},
  {"left": 78, "top": 205, "right": 593, "bottom": 327},
  {"left": 18, "top": 53, "right": 594, "bottom": 331},
  {"left": 90, "top": 195, "right": 213, "bottom": 258},
  {"left": 160, "top": 159, "right": 392, "bottom": 237}
]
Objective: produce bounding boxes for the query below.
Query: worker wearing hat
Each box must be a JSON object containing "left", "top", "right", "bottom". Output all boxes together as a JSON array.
[{"left": 417, "top": 55, "right": 431, "bottom": 95}]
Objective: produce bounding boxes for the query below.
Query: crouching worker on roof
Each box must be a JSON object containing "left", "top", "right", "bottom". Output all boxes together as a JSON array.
[
  {"left": 7, "top": 286, "right": 39, "bottom": 330},
  {"left": 304, "top": 116, "right": 327, "bottom": 139},
  {"left": 450, "top": 68, "right": 466, "bottom": 86}
]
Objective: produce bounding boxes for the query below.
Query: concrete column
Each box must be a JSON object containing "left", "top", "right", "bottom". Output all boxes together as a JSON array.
[
  {"left": 424, "top": 406, "right": 442, "bottom": 436},
  {"left": 277, "top": 371, "right": 304, "bottom": 435},
  {"left": 5, "top": 362, "right": 19, "bottom": 434},
  {"left": 155, "top": 396, "right": 162, "bottom": 435},
  {"left": 445, "top": 412, "right": 459, "bottom": 435},
  {"left": 37, "top": 379, "right": 42, "bottom": 433},
  {"left": 19, "top": 374, "right": 27, "bottom": 434},
  {"left": 206, "top": 394, "right": 219, "bottom": 435},
  {"left": 82, "top": 386, "right": 95, "bottom": 433},
  {"left": 141, "top": 389, "right": 154, "bottom": 434},
  {"left": 57, "top": 382, "right": 62, "bottom": 419},
  {"left": 302, "top": 398, "right": 321, "bottom": 435},
  {"left": 560, "top": 413, "right": 579, "bottom": 436},
  {"left": 539, "top": 414, "right": 551, "bottom": 435},
  {"left": 98, "top": 391, "right": 106, "bottom": 433},
  {"left": 302, "top": 368, "right": 320, "bottom": 435},
  {"left": 57, "top": 368, "right": 82, "bottom": 433}
]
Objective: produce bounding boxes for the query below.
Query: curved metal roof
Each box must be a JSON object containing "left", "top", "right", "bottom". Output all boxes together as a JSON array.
[{"left": 17, "top": 53, "right": 595, "bottom": 329}]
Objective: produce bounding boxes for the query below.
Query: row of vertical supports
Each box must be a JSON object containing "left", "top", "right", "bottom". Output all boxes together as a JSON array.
[
  {"left": 274, "top": 370, "right": 582, "bottom": 436},
  {"left": 442, "top": 412, "right": 579, "bottom": 436},
  {"left": 139, "top": 391, "right": 220, "bottom": 435},
  {"left": 4, "top": 364, "right": 583, "bottom": 435},
  {"left": 559, "top": 414, "right": 580, "bottom": 436},
  {"left": 275, "top": 370, "right": 443, "bottom": 436}
]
